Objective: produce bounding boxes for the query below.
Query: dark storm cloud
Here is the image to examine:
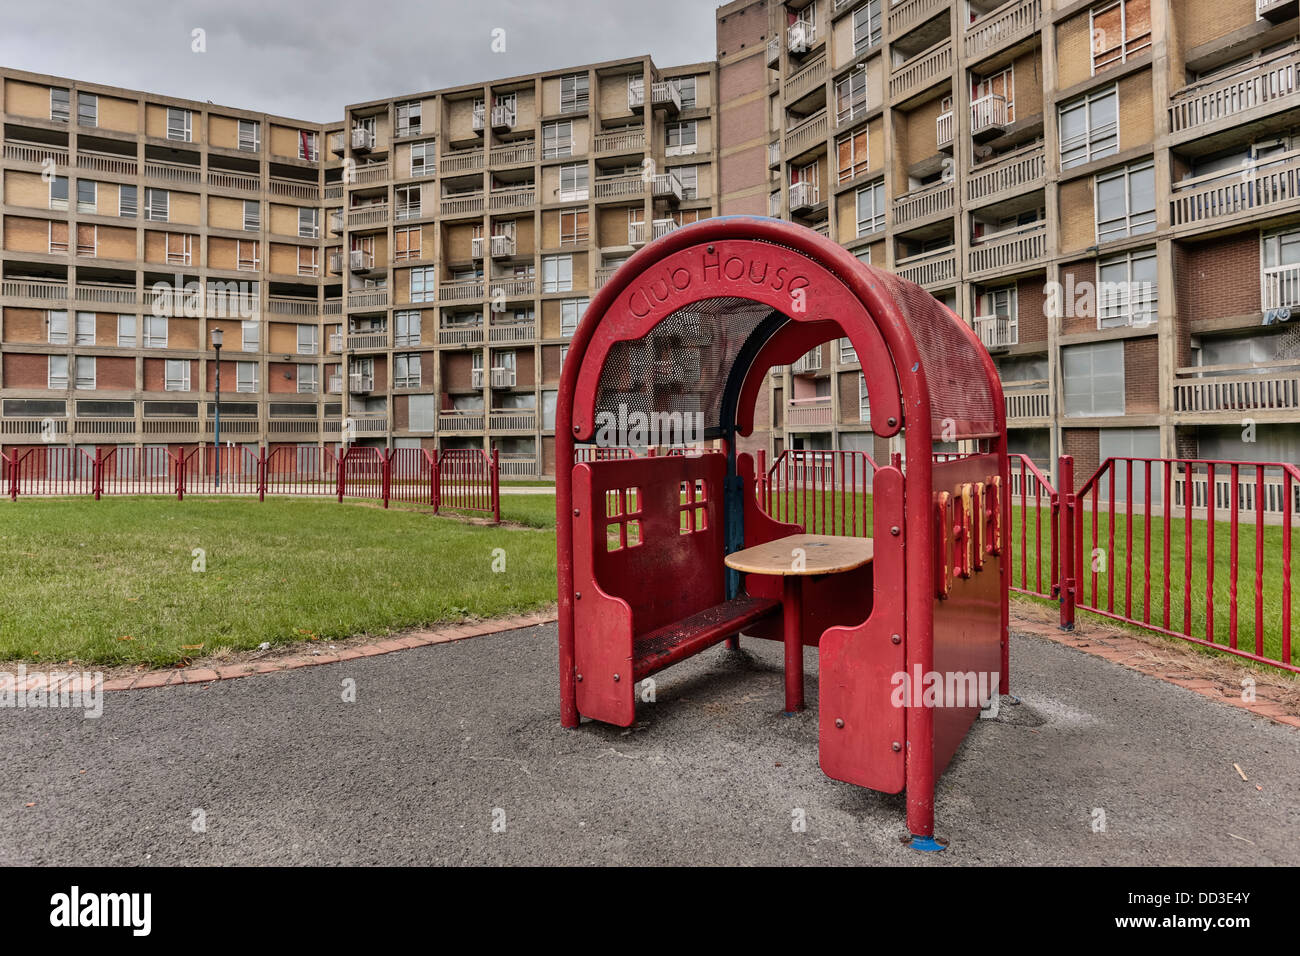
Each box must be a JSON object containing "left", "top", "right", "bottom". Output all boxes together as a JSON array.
[{"left": 0, "top": 0, "right": 719, "bottom": 122}]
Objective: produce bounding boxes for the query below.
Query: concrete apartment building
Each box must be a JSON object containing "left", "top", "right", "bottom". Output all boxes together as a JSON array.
[
  {"left": 3, "top": 0, "right": 1300, "bottom": 481},
  {"left": 717, "top": 0, "right": 1300, "bottom": 480},
  {"left": 0, "top": 56, "right": 718, "bottom": 477}
]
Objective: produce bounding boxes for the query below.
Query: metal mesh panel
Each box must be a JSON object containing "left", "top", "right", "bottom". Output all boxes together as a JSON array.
[{"left": 594, "top": 296, "right": 778, "bottom": 442}]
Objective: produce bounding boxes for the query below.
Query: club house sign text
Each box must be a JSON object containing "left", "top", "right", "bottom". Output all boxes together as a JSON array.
[{"left": 623, "top": 247, "right": 812, "bottom": 318}]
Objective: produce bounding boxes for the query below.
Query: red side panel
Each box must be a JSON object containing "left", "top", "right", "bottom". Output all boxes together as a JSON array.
[{"left": 818, "top": 466, "right": 906, "bottom": 793}]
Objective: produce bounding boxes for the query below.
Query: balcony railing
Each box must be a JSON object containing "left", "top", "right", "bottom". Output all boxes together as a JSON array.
[
  {"left": 439, "top": 410, "right": 485, "bottom": 431},
  {"left": 439, "top": 323, "right": 484, "bottom": 345},
  {"left": 347, "top": 288, "right": 388, "bottom": 310},
  {"left": 472, "top": 234, "right": 517, "bottom": 259},
  {"left": 595, "top": 266, "right": 618, "bottom": 290},
  {"left": 968, "top": 222, "right": 1046, "bottom": 274},
  {"left": 490, "top": 366, "right": 517, "bottom": 388},
  {"left": 265, "top": 297, "right": 317, "bottom": 316},
  {"left": 974, "top": 313, "right": 1018, "bottom": 350},
  {"left": 498, "top": 455, "right": 538, "bottom": 478},
  {"left": 595, "top": 173, "right": 644, "bottom": 200},
  {"left": 352, "top": 163, "right": 388, "bottom": 185},
  {"left": 490, "top": 408, "right": 537, "bottom": 430},
  {"left": 492, "top": 142, "right": 536, "bottom": 166},
  {"left": 966, "top": 142, "right": 1045, "bottom": 203},
  {"left": 1004, "top": 384, "right": 1050, "bottom": 421},
  {"left": 652, "top": 218, "right": 678, "bottom": 241},
  {"left": 347, "top": 332, "right": 388, "bottom": 350},
  {"left": 489, "top": 187, "right": 535, "bottom": 211},
  {"left": 328, "top": 332, "right": 343, "bottom": 353},
  {"left": 4, "top": 142, "right": 68, "bottom": 167},
  {"left": 888, "top": 0, "right": 949, "bottom": 35},
  {"left": 786, "top": 55, "right": 828, "bottom": 103},
  {"left": 489, "top": 276, "right": 535, "bottom": 299},
  {"left": 1169, "top": 45, "right": 1300, "bottom": 134},
  {"left": 787, "top": 20, "right": 818, "bottom": 56},
  {"left": 488, "top": 320, "right": 536, "bottom": 343},
  {"left": 1170, "top": 151, "right": 1300, "bottom": 227},
  {"left": 789, "top": 180, "right": 820, "bottom": 211},
  {"left": 1262, "top": 262, "right": 1300, "bottom": 312},
  {"left": 629, "top": 221, "right": 648, "bottom": 246},
  {"left": 965, "top": 0, "right": 1041, "bottom": 61},
  {"left": 440, "top": 192, "right": 485, "bottom": 216},
  {"left": 786, "top": 397, "right": 832, "bottom": 426},
  {"left": 144, "top": 160, "right": 201, "bottom": 185},
  {"left": 348, "top": 372, "right": 374, "bottom": 393},
  {"left": 652, "top": 171, "right": 683, "bottom": 202},
  {"left": 792, "top": 347, "right": 823, "bottom": 373},
  {"left": 627, "top": 80, "right": 682, "bottom": 113},
  {"left": 769, "top": 141, "right": 782, "bottom": 167},
  {"left": 441, "top": 278, "right": 484, "bottom": 301},
  {"left": 895, "top": 246, "right": 957, "bottom": 287},
  {"left": 595, "top": 126, "right": 646, "bottom": 153},
  {"left": 785, "top": 109, "right": 828, "bottom": 155},
  {"left": 328, "top": 209, "right": 344, "bottom": 235},
  {"left": 268, "top": 178, "right": 318, "bottom": 200},
  {"left": 892, "top": 181, "right": 953, "bottom": 227},
  {"left": 440, "top": 147, "right": 485, "bottom": 174},
  {"left": 349, "top": 249, "right": 375, "bottom": 271},
  {"left": 208, "top": 169, "right": 258, "bottom": 192},
  {"left": 348, "top": 204, "right": 388, "bottom": 226},
  {"left": 888, "top": 40, "right": 953, "bottom": 102},
  {"left": 352, "top": 127, "right": 375, "bottom": 151},
  {"left": 1174, "top": 366, "right": 1300, "bottom": 413},
  {"left": 767, "top": 38, "right": 781, "bottom": 68},
  {"left": 936, "top": 110, "right": 954, "bottom": 149},
  {"left": 1258, "top": 0, "right": 1300, "bottom": 19},
  {"left": 970, "top": 93, "right": 1009, "bottom": 138}
]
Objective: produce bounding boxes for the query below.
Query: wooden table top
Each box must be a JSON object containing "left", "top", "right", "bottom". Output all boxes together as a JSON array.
[{"left": 724, "top": 534, "right": 874, "bottom": 577}]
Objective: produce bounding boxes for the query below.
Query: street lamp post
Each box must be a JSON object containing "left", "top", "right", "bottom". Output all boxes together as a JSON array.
[{"left": 211, "top": 328, "right": 223, "bottom": 489}]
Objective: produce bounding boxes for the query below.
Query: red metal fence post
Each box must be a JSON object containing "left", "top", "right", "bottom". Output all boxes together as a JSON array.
[
  {"left": 491, "top": 448, "right": 501, "bottom": 524},
  {"left": 337, "top": 449, "right": 346, "bottom": 503},
  {"left": 430, "top": 450, "right": 439, "bottom": 511},
  {"left": 258, "top": 446, "right": 267, "bottom": 502},
  {"left": 93, "top": 447, "right": 103, "bottom": 501},
  {"left": 175, "top": 449, "right": 185, "bottom": 501},
  {"left": 1058, "top": 454, "right": 1076, "bottom": 630},
  {"left": 4, "top": 449, "right": 15, "bottom": 502},
  {"left": 382, "top": 449, "right": 391, "bottom": 509}
]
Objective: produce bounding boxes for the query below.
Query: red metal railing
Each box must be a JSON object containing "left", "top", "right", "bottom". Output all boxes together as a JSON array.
[
  {"left": 760, "top": 448, "right": 876, "bottom": 536},
  {"left": 1, "top": 443, "right": 497, "bottom": 521},
  {"left": 1007, "top": 454, "right": 1060, "bottom": 604}
]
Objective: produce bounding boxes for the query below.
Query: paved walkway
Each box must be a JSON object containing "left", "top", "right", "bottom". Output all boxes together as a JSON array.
[{"left": 2, "top": 624, "right": 1295, "bottom": 865}]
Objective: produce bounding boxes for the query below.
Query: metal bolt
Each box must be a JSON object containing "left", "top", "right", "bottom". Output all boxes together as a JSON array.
[
  {"left": 576, "top": 674, "right": 583, "bottom": 682},
  {"left": 707, "top": 245, "right": 715, "bottom": 253},
  {"left": 835, "top": 718, "right": 844, "bottom": 729},
  {"left": 613, "top": 673, "right": 620, "bottom": 682},
  {"left": 575, "top": 592, "right": 582, "bottom": 600},
  {"left": 892, "top": 742, "right": 901, "bottom": 752},
  {"left": 890, "top": 526, "right": 900, "bottom": 536},
  {"left": 573, "top": 508, "right": 580, "bottom": 516},
  {"left": 887, "top": 417, "right": 897, "bottom": 427},
  {"left": 891, "top": 634, "right": 901, "bottom": 645}
]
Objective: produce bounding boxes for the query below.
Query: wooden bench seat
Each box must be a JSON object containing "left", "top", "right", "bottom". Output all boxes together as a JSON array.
[{"left": 632, "top": 595, "right": 780, "bottom": 681}]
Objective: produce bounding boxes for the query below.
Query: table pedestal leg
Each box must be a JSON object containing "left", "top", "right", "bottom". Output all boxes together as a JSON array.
[{"left": 783, "top": 575, "right": 804, "bottom": 713}]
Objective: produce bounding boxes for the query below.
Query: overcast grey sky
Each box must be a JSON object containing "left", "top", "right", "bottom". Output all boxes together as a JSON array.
[{"left": 0, "top": 0, "right": 720, "bottom": 123}]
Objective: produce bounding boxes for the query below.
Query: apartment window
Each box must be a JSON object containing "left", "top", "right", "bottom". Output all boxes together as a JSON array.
[
  {"left": 77, "top": 92, "right": 97, "bottom": 127},
  {"left": 166, "top": 107, "right": 193, "bottom": 142},
  {"left": 1095, "top": 160, "right": 1156, "bottom": 242},
  {"left": 238, "top": 119, "right": 260, "bottom": 151},
  {"left": 835, "top": 68, "right": 868, "bottom": 126},
  {"left": 76, "top": 179, "right": 96, "bottom": 213},
  {"left": 75, "top": 356, "right": 96, "bottom": 390},
  {"left": 410, "top": 141, "right": 434, "bottom": 177},
  {"left": 298, "top": 130, "right": 318, "bottom": 162},
  {"left": 852, "top": 1, "right": 882, "bottom": 56},
  {"left": 240, "top": 320, "right": 261, "bottom": 352},
  {"left": 1092, "top": 0, "right": 1151, "bottom": 74},
  {"left": 76, "top": 224, "right": 97, "bottom": 257},
  {"left": 49, "top": 355, "right": 69, "bottom": 389},
  {"left": 559, "top": 209, "right": 589, "bottom": 245},
  {"left": 396, "top": 100, "right": 422, "bottom": 137},
  {"left": 144, "top": 315, "right": 168, "bottom": 348},
  {"left": 675, "top": 165, "right": 699, "bottom": 200},
  {"left": 50, "top": 176, "right": 69, "bottom": 210},
  {"left": 1063, "top": 341, "right": 1125, "bottom": 416},
  {"left": 558, "top": 163, "right": 589, "bottom": 202},
  {"left": 543, "top": 255, "right": 574, "bottom": 293},
  {"left": 74, "top": 311, "right": 96, "bottom": 345},
  {"left": 666, "top": 121, "right": 697, "bottom": 157},
  {"left": 395, "top": 310, "right": 421, "bottom": 346},
  {"left": 119, "top": 184, "right": 137, "bottom": 218},
  {"left": 296, "top": 324, "right": 319, "bottom": 355},
  {"left": 243, "top": 200, "right": 260, "bottom": 231},
  {"left": 297, "top": 364, "right": 318, "bottom": 394},
  {"left": 394, "top": 353, "right": 422, "bottom": 388},
  {"left": 543, "top": 121, "right": 574, "bottom": 159},
  {"left": 394, "top": 226, "right": 421, "bottom": 261},
  {"left": 1262, "top": 226, "right": 1300, "bottom": 270},
  {"left": 559, "top": 344, "right": 569, "bottom": 371},
  {"left": 840, "top": 338, "right": 858, "bottom": 364},
  {"left": 297, "top": 246, "right": 320, "bottom": 276},
  {"left": 560, "top": 73, "right": 590, "bottom": 114},
  {"left": 770, "top": 190, "right": 780, "bottom": 217},
  {"left": 671, "top": 76, "right": 697, "bottom": 109},
  {"left": 117, "top": 315, "right": 136, "bottom": 347},
  {"left": 298, "top": 207, "right": 320, "bottom": 238},
  {"left": 855, "top": 180, "right": 885, "bottom": 237},
  {"left": 166, "top": 233, "right": 193, "bottom": 265},
  {"left": 48, "top": 311, "right": 69, "bottom": 344},
  {"left": 560, "top": 298, "right": 588, "bottom": 336},
  {"left": 236, "top": 361, "right": 258, "bottom": 393},
  {"left": 164, "top": 359, "right": 191, "bottom": 391},
  {"left": 50, "top": 87, "right": 70, "bottom": 123},
  {"left": 859, "top": 373, "right": 871, "bottom": 422},
  {"left": 837, "top": 129, "right": 869, "bottom": 183},
  {"left": 1097, "top": 248, "right": 1158, "bottom": 328},
  {"left": 1059, "top": 85, "right": 1118, "bottom": 169},
  {"left": 395, "top": 184, "right": 421, "bottom": 220},
  {"left": 410, "top": 266, "right": 436, "bottom": 302},
  {"left": 144, "top": 188, "right": 169, "bottom": 222},
  {"left": 237, "top": 240, "right": 260, "bottom": 271}
]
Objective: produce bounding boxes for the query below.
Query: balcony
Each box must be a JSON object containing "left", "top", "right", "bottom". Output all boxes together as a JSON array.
[
  {"left": 966, "top": 142, "right": 1046, "bottom": 203},
  {"left": 328, "top": 375, "right": 342, "bottom": 394},
  {"left": 352, "top": 163, "right": 388, "bottom": 186},
  {"left": 328, "top": 210, "right": 344, "bottom": 235},
  {"left": 472, "top": 234, "right": 517, "bottom": 259},
  {"left": 492, "top": 142, "right": 535, "bottom": 167},
  {"left": 973, "top": 313, "right": 1018, "bottom": 351},
  {"left": 440, "top": 409, "right": 485, "bottom": 431},
  {"left": 349, "top": 249, "right": 375, "bottom": 273},
  {"left": 330, "top": 131, "right": 345, "bottom": 155},
  {"left": 144, "top": 159, "right": 201, "bottom": 186},
  {"left": 1262, "top": 262, "right": 1300, "bottom": 314},
  {"left": 965, "top": 0, "right": 1041, "bottom": 62},
  {"left": 207, "top": 168, "right": 256, "bottom": 192},
  {"left": 787, "top": 20, "right": 817, "bottom": 58},
  {"left": 489, "top": 186, "right": 534, "bottom": 211},
  {"left": 970, "top": 94, "right": 1009, "bottom": 140},
  {"left": 889, "top": 0, "right": 950, "bottom": 34},
  {"left": 349, "top": 413, "right": 388, "bottom": 435},
  {"left": 1169, "top": 46, "right": 1300, "bottom": 135},
  {"left": 328, "top": 332, "right": 343, "bottom": 353},
  {"left": 627, "top": 80, "right": 681, "bottom": 113},
  {"left": 498, "top": 455, "right": 538, "bottom": 478},
  {"left": 347, "top": 288, "right": 388, "bottom": 310},
  {"left": 889, "top": 40, "right": 953, "bottom": 103},
  {"left": 348, "top": 371, "right": 374, "bottom": 393},
  {"left": 595, "top": 125, "right": 646, "bottom": 154},
  {"left": 348, "top": 204, "right": 388, "bottom": 227},
  {"left": 936, "top": 110, "right": 954, "bottom": 150},
  {"left": 785, "top": 109, "right": 828, "bottom": 156},
  {"left": 1258, "top": 0, "right": 1299, "bottom": 20},
  {"left": 490, "top": 408, "right": 537, "bottom": 430},
  {"left": 441, "top": 192, "right": 485, "bottom": 216},
  {"left": 1174, "top": 365, "right": 1300, "bottom": 414},
  {"left": 786, "top": 54, "right": 827, "bottom": 104},
  {"left": 769, "top": 142, "right": 782, "bottom": 168},
  {"left": 595, "top": 266, "right": 617, "bottom": 289},
  {"left": 767, "top": 38, "right": 781, "bottom": 68},
  {"left": 490, "top": 366, "right": 517, "bottom": 388},
  {"left": 792, "top": 347, "right": 823, "bottom": 374},
  {"left": 489, "top": 319, "right": 536, "bottom": 343},
  {"left": 895, "top": 246, "right": 957, "bottom": 287},
  {"left": 786, "top": 397, "right": 832, "bottom": 427},
  {"left": 968, "top": 221, "right": 1047, "bottom": 275},
  {"left": 347, "top": 331, "right": 388, "bottom": 351},
  {"left": 441, "top": 277, "right": 484, "bottom": 302},
  {"left": 651, "top": 218, "right": 678, "bottom": 241},
  {"left": 652, "top": 171, "right": 683, "bottom": 203},
  {"left": 594, "top": 173, "right": 644, "bottom": 200},
  {"left": 488, "top": 276, "right": 535, "bottom": 299},
  {"left": 629, "top": 221, "right": 649, "bottom": 247},
  {"left": 892, "top": 180, "right": 953, "bottom": 228},
  {"left": 789, "top": 180, "right": 820, "bottom": 212},
  {"left": 439, "top": 322, "right": 484, "bottom": 345},
  {"left": 1170, "top": 151, "right": 1300, "bottom": 228},
  {"left": 440, "top": 147, "right": 485, "bottom": 174},
  {"left": 1004, "top": 384, "right": 1050, "bottom": 421},
  {"left": 351, "top": 127, "right": 375, "bottom": 153}
]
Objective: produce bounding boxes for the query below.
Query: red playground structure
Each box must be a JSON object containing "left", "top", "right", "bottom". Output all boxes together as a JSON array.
[{"left": 555, "top": 217, "right": 1009, "bottom": 850}]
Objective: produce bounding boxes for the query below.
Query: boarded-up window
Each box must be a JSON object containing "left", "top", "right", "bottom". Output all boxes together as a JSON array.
[
  {"left": 1091, "top": 0, "right": 1151, "bottom": 74},
  {"left": 394, "top": 226, "right": 420, "bottom": 260},
  {"left": 837, "top": 129, "right": 869, "bottom": 183}
]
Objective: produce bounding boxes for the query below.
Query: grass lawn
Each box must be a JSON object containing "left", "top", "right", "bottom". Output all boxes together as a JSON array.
[{"left": 0, "top": 496, "right": 556, "bottom": 667}]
